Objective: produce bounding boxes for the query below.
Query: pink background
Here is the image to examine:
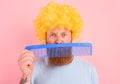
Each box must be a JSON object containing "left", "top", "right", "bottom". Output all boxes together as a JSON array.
[{"left": 0, "top": 0, "right": 120, "bottom": 84}]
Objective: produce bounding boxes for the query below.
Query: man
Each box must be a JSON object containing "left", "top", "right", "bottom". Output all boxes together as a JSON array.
[{"left": 18, "top": 1, "right": 98, "bottom": 84}]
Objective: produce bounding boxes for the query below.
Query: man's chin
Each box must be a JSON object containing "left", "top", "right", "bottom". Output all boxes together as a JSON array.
[{"left": 48, "top": 56, "right": 74, "bottom": 66}]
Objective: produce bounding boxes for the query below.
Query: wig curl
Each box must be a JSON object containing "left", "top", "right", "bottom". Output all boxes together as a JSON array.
[{"left": 34, "top": 1, "right": 83, "bottom": 44}]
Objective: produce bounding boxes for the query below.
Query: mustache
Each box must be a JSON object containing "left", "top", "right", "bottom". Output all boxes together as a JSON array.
[{"left": 47, "top": 47, "right": 72, "bottom": 58}]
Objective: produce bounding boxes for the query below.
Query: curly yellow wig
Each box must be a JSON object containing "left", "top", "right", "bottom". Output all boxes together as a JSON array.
[{"left": 34, "top": 1, "right": 83, "bottom": 44}]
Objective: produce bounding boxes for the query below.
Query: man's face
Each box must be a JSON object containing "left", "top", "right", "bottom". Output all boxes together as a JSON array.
[
  {"left": 46, "top": 28, "right": 73, "bottom": 66},
  {"left": 46, "top": 28, "right": 72, "bottom": 44}
]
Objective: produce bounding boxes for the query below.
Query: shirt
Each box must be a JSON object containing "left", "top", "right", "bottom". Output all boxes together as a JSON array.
[{"left": 31, "top": 57, "right": 98, "bottom": 84}]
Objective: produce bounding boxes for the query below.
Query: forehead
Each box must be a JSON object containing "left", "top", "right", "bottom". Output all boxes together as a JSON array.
[{"left": 47, "top": 28, "right": 71, "bottom": 33}]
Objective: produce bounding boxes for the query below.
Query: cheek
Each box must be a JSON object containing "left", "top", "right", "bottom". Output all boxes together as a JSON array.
[
  {"left": 65, "top": 36, "right": 72, "bottom": 42},
  {"left": 46, "top": 37, "right": 55, "bottom": 44}
]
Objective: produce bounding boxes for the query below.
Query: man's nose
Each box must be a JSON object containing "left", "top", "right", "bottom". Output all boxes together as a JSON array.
[{"left": 55, "top": 36, "right": 63, "bottom": 44}]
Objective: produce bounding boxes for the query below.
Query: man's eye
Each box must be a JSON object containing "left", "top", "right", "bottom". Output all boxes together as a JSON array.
[
  {"left": 50, "top": 33, "right": 56, "bottom": 37},
  {"left": 62, "top": 33, "right": 67, "bottom": 37}
]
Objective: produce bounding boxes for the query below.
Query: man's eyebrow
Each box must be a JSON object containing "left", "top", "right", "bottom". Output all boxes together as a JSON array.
[
  {"left": 62, "top": 30, "right": 71, "bottom": 33},
  {"left": 62, "top": 32, "right": 67, "bottom": 34},
  {"left": 50, "top": 32, "right": 55, "bottom": 34}
]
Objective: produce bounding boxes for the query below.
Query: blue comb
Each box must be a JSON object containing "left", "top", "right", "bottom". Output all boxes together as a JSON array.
[{"left": 25, "top": 43, "right": 92, "bottom": 58}]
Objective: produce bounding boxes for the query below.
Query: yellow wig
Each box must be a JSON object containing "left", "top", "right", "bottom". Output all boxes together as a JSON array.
[{"left": 34, "top": 1, "right": 83, "bottom": 44}]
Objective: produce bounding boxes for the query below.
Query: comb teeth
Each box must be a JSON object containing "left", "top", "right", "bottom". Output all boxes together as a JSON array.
[
  {"left": 25, "top": 43, "right": 92, "bottom": 58},
  {"left": 47, "top": 47, "right": 72, "bottom": 57}
]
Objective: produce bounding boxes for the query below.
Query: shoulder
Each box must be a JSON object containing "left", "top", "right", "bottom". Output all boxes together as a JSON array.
[
  {"left": 74, "top": 57, "right": 95, "bottom": 69},
  {"left": 75, "top": 57, "right": 98, "bottom": 76},
  {"left": 75, "top": 58, "right": 98, "bottom": 84}
]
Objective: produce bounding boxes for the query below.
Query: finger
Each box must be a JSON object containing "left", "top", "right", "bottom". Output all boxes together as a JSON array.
[
  {"left": 21, "top": 50, "right": 34, "bottom": 58},
  {"left": 18, "top": 52, "right": 35, "bottom": 63},
  {"left": 19, "top": 54, "right": 34, "bottom": 63},
  {"left": 18, "top": 57, "right": 34, "bottom": 68},
  {"left": 20, "top": 61, "right": 34, "bottom": 73},
  {"left": 18, "top": 50, "right": 33, "bottom": 62}
]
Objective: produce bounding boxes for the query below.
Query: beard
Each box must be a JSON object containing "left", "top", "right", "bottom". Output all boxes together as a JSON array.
[
  {"left": 48, "top": 56, "right": 74, "bottom": 66},
  {"left": 47, "top": 47, "right": 73, "bottom": 66}
]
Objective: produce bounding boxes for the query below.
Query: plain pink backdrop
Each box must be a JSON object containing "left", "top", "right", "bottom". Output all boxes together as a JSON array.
[{"left": 0, "top": 0, "right": 120, "bottom": 84}]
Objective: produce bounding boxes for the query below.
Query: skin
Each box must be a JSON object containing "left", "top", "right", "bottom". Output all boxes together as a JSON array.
[
  {"left": 18, "top": 28, "right": 74, "bottom": 84},
  {"left": 46, "top": 28, "right": 74, "bottom": 66},
  {"left": 18, "top": 50, "right": 35, "bottom": 84}
]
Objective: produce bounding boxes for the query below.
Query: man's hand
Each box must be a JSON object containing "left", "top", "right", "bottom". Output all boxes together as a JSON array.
[{"left": 18, "top": 50, "right": 35, "bottom": 84}]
